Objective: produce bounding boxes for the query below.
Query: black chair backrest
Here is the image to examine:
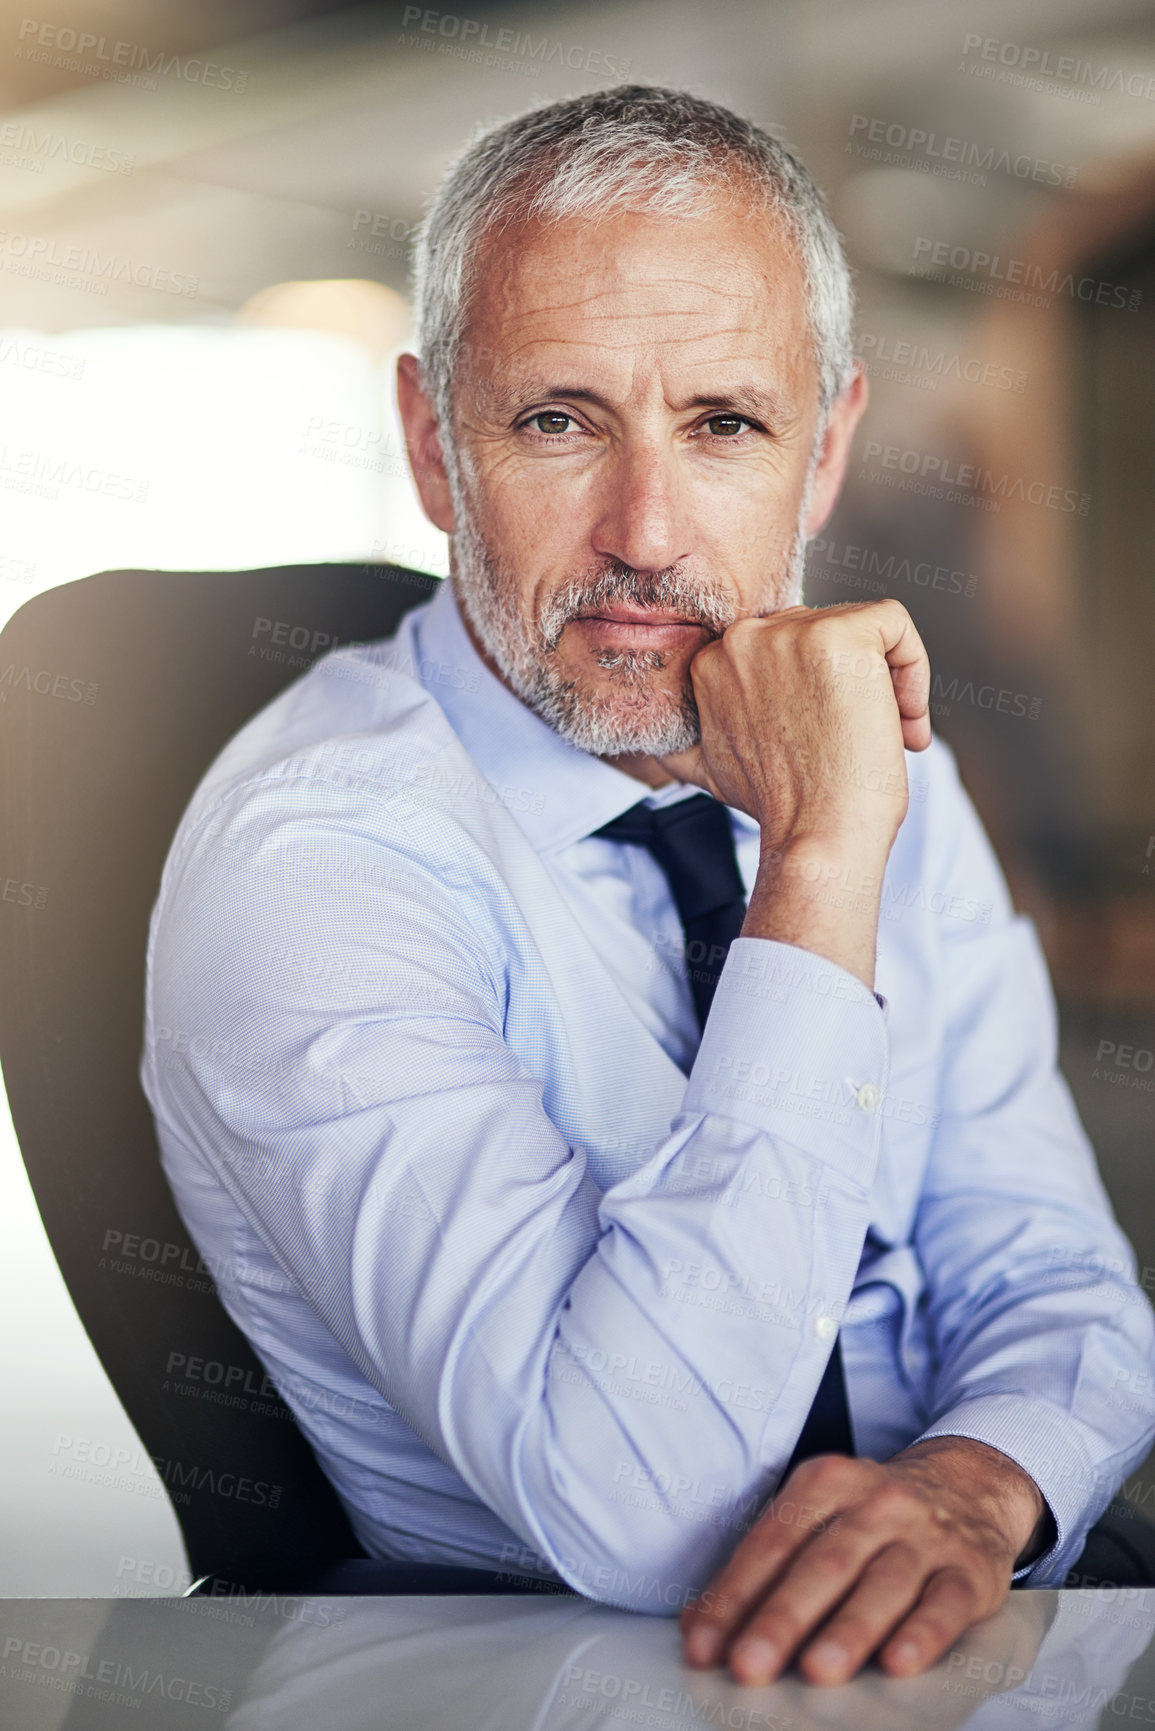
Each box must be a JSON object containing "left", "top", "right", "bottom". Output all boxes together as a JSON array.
[{"left": 0, "top": 561, "right": 438, "bottom": 1584}]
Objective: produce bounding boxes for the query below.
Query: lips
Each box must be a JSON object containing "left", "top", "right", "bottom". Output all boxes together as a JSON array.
[
  {"left": 568, "top": 609, "right": 710, "bottom": 652},
  {"left": 576, "top": 607, "right": 703, "bottom": 627}
]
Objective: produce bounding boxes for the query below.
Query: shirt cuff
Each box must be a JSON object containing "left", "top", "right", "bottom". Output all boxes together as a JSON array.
[
  {"left": 914, "top": 1395, "right": 1112, "bottom": 1583},
  {"left": 684, "top": 937, "right": 890, "bottom": 1186}
]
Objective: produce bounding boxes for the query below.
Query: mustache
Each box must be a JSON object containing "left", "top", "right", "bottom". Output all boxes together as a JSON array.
[{"left": 537, "top": 563, "right": 737, "bottom": 651}]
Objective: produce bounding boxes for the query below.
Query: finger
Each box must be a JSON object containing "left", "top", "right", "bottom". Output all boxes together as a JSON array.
[
  {"left": 877, "top": 1567, "right": 989, "bottom": 1678},
  {"left": 681, "top": 1462, "right": 853, "bottom": 1667},
  {"left": 795, "top": 1541, "right": 925, "bottom": 1686},
  {"left": 893, "top": 659, "right": 931, "bottom": 752},
  {"left": 887, "top": 640, "right": 930, "bottom": 722},
  {"left": 724, "top": 1505, "right": 899, "bottom": 1685},
  {"left": 871, "top": 598, "right": 927, "bottom": 683},
  {"left": 900, "top": 711, "right": 932, "bottom": 753},
  {"left": 872, "top": 603, "right": 931, "bottom": 750}
]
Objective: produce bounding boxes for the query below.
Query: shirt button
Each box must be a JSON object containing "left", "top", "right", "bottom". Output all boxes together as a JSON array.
[
  {"left": 856, "top": 1082, "right": 880, "bottom": 1112},
  {"left": 815, "top": 1315, "right": 838, "bottom": 1342}
]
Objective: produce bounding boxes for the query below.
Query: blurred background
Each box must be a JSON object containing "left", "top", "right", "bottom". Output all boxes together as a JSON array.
[{"left": 0, "top": 0, "right": 1153, "bottom": 1595}]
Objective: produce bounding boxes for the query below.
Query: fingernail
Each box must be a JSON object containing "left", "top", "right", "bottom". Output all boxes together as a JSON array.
[
  {"left": 731, "top": 1636, "right": 778, "bottom": 1682},
  {"left": 686, "top": 1625, "right": 721, "bottom": 1666},
  {"left": 807, "top": 1639, "right": 846, "bottom": 1674},
  {"left": 888, "top": 1641, "right": 919, "bottom": 1670}
]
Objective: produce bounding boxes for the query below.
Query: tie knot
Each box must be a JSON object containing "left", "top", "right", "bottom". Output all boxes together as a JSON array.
[{"left": 594, "top": 794, "right": 745, "bottom": 925}]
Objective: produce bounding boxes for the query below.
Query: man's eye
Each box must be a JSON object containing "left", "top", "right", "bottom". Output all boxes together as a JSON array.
[
  {"left": 704, "top": 414, "right": 748, "bottom": 437},
  {"left": 530, "top": 411, "right": 575, "bottom": 435}
]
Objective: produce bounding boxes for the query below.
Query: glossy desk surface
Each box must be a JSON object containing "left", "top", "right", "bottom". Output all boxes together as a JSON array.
[{"left": 2, "top": 1588, "right": 1155, "bottom": 1730}]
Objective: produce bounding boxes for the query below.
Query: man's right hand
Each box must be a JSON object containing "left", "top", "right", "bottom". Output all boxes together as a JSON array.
[{"left": 661, "top": 600, "right": 931, "bottom": 989}]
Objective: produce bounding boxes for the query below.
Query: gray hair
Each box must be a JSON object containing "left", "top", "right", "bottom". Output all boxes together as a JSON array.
[{"left": 411, "top": 85, "right": 855, "bottom": 436}]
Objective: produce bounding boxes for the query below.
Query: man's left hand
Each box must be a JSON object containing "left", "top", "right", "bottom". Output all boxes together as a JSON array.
[{"left": 679, "top": 1437, "right": 1048, "bottom": 1687}]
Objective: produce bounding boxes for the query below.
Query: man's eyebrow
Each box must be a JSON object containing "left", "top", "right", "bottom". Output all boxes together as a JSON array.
[
  {"left": 676, "top": 387, "right": 789, "bottom": 426},
  {"left": 482, "top": 383, "right": 613, "bottom": 418}
]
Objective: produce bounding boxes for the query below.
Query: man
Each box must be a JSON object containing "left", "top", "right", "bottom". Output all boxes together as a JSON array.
[{"left": 142, "top": 86, "right": 1155, "bottom": 1686}]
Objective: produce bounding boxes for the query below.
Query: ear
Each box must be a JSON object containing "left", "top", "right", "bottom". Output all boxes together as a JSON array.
[
  {"left": 396, "top": 352, "right": 456, "bottom": 535},
  {"left": 803, "top": 362, "right": 869, "bottom": 539}
]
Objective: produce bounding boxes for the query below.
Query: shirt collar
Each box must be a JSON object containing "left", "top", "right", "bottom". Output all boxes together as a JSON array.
[{"left": 410, "top": 579, "right": 757, "bottom": 855}]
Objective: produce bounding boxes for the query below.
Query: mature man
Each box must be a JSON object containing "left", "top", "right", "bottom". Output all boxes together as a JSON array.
[{"left": 142, "top": 87, "right": 1155, "bottom": 1686}]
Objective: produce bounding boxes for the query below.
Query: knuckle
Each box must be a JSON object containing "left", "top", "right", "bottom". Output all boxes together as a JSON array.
[
  {"left": 808, "top": 1542, "right": 859, "bottom": 1581},
  {"left": 878, "top": 1540, "right": 923, "bottom": 1578},
  {"left": 925, "top": 1569, "right": 983, "bottom": 1617},
  {"left": 939, "top": 1561, "right": 984, "bottom": 1593},
  {"left": 809, "top": 610, "right": 845, "bottom": 642},
  {"left": 827, "top": 1456, "right": 879, "bottom": 1496},
  {"left": 869, "top": 1482, "right": 920, "bottom": 1523},
  {"left": 748, "top": 1526, "right": 789, "bottom": 1567},
  {"left": 748, "top": 1604, "right": 804, "bottom": 1647},
  {"left": 823, "top": 1608, "right": 878, "bottom": 1649},
  {"left": 750, "top": 1510, "right": 791, "bottom": 1550},
  {"left": 877, "top": 596, "right": 911, "bottom": 624},
  {"left": 722, "top": 618, "right": 760, "bottom": 659},
  {"left": 907, "top": 1604, "right": 961, "bottom": 1648},
  {"left": 860, "top": 1548, "right": 917, "bottom": 1594},
  {"left": 794, "top": 1451, "right": 856, "bottom": 1486},
  {"left": 783, "top": 1454, "right": 822, "bottom": 1484}
]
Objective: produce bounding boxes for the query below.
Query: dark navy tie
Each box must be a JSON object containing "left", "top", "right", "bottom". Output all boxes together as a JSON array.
[
  {"left": 593, "top": 794, "right": 747, "bottom": 1033},
  {"left": 593, "top": 792, "right": 854, "bottom": 1468}
]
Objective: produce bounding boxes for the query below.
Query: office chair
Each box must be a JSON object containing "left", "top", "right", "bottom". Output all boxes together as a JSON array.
[{"left": 0, "top": 561, "right": 565, "bottom": 1600}]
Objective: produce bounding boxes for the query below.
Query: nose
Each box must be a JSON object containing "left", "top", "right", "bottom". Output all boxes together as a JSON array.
[{"left": 589, "top": 437, "right": 691, "bottom": 574}]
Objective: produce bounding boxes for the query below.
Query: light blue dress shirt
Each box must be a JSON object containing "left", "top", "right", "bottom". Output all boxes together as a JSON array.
[{"left": 141, "top": 577, "right": 1155, "bottom": 1608}]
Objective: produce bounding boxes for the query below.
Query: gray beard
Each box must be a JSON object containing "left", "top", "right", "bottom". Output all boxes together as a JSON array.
[{"left": 447, "top": 478, "right": 810, "bottom": 760}]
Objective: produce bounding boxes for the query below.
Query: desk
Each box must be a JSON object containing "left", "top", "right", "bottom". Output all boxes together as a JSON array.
[{"left": 1, "top": 1589, "right": 1154, "bottom": 1729}]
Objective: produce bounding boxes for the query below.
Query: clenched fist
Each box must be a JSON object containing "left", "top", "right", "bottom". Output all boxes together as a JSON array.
[{"left": 662, "top": 599, "right": 931, "bottom": 989}]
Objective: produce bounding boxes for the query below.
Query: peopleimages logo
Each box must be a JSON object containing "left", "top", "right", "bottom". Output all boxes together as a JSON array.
[
  {"left": 860, "top": 440, "right": 1091, "bottom": 516},
  {"left": 846, "top": 113, "right": 1077, "bottom": 188},
  {"left": 397, "top": 6, "right": 631, "bottom": 77},
  {"left": 1, "top": 1636, "right": 232, "bottom": 1714},
  {"left": 931, "top": 674, "right": 1042, "bottom": 723},
  {"left": 0, "top": 333, "right": 84, "bottom": 379},
  {"left": 809, "top": 535, "right": 979, "bottom": 598},
  {"left": 0, "top": 228, "right": 198, "bottom": 297},
  {"left": 0, "top": 122, "right": 135, "bottom": 175},
  {"left": 960, "top": 33, "right": 1155, "bottom": 104},
  {"left": 14, "top": 17, "right": 249, "bottom": 92},
  {"left": 912, "top": 237, "right": 1141, "bottom": 311},
  {"left": 857, "top": 330, "right": 1027, "bottom": 394}
]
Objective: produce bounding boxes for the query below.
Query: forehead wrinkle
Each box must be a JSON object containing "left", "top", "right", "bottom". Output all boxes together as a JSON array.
[
  {"left": 494, "top": 315, "right": 796, "bottom": 375},
  {"left": 494, "top": 275, "right": 766, "bottom": 333},
  {"left": 483, "top": 240, "right": 775, "bottom": 315},
  {"left": 466, "top": 205, "right": 807, "bottom": 363}
]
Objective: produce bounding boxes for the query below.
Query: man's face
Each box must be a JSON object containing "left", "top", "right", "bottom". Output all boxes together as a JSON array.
[{"left": 408, "top": 198, "right": 845, "bottom": 759}]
